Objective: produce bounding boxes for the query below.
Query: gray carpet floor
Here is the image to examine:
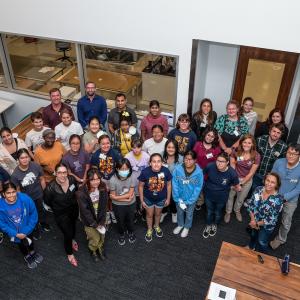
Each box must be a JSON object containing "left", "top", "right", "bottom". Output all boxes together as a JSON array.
[{"left": 0, "top": 205, "right": 299, "bottom": 300}]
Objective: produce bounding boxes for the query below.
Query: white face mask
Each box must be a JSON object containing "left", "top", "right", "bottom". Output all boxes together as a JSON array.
[{"left": 118, "top": 169, "right": 130, "bottom": 178}]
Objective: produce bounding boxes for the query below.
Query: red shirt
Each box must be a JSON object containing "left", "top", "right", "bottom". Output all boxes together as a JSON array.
[
  {"left": 140, "top": 114, "right": 169, "bottom": 140},
  {"left": 42, "top": 103, "right": 75, "bottom": 129},
  {"left": 193, "top": 141, "right": 221, "bottom": 169}
]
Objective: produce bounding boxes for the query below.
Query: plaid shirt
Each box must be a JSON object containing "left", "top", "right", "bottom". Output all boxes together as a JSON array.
[{"left": 256, "top": 135, "right": 287, "bottom": 176}]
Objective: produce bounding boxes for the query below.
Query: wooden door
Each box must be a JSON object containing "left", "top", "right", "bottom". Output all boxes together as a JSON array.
[{"left": 232, "top": 46, "right": 299, "bottom": 121}]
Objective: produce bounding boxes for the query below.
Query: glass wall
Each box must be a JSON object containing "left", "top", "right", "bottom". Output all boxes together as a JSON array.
[
  {"left": 0, "top": 60, "right": 6, "bottom": 86},
  {"left": 5, "top": 35, "right": 80, "bottom": 99}
]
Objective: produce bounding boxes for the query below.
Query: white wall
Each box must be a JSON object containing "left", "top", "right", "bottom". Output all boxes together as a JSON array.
[{"left": 0, "top": 0, "right": 300, "bottom": 122}]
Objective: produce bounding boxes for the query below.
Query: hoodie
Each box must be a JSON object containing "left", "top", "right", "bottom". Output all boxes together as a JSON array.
[{"left": 172, "top": 164, "right": 203, "bottom": 205}]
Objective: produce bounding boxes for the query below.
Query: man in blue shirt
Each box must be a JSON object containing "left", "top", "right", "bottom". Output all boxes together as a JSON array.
[
  {"left": 270, "top": 143, "right": 300, "bottom": 250},
  {"left": 77, "top": 81, "right": 107, "bottom": 129}
]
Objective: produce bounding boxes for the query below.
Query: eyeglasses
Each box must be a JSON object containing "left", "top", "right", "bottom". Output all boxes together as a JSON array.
[{"left": 287, "top": 152, "right": 299, "bottom": 157}]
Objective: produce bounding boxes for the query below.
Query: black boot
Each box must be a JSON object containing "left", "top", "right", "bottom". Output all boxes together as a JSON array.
[
  {"left": 97, "top": 249, "right": 106, "bottom": 261},
  {"left": 90, "top": 251, "right": 99, "bottom": 262}
]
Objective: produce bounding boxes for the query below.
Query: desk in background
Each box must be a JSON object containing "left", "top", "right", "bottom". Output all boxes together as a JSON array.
[
  {"left": 208, "top": 242, "right": 300, "bottom": 300},
  {"left": 0, "top": 99, "right": 14, "bottom": 126}
]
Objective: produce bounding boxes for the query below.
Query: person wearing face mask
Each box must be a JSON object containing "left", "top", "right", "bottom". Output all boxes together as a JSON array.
[
  {"left": 255, "top": 108, "right": 289, "bottom": 142},
  {"left": 140, "top": 100, "right": 169, "bottom": 141},
  {"left": 55, "top": 109, "right": 83, "bottom": 151},
  {"left": 270, "top": 143, "right": 300, "bottom": 250},
  {"left": 34, "top": 129, "right": 66, "bottom": 183},
  {"left": 0, "top": 127, "right": 33, "bottom": 175},
  {"left": 44, "top": 163, "right": 79, "bottom": 267},
  {"left": 253, "top": 123, "right": 287, "bottom": 192},
  {"left": 191, "top": 98, "right": 217, "bottom": 141},
  {"left": 77, "top": 81, "right": 107, "bottom": 129},
  {"left": 241, "top": 97, "right": 258, "bottom": 135},
  {"left": 111, "top": 115, "right": 139, "bottom": 157},
  {"left": 142, "top": 125, "right": 168, "bottom": 156},
  {"left": 109, "top": 158, "right": 136, "bottom": 246},
  {"left": 168, "top": 114, "right": 197, "bottom": 156},
  {"left": 214, "top": 100, "right": 249, "bottom": 155}
]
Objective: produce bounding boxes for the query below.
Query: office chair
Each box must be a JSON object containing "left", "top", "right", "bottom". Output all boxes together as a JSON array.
[{"left": 55, "top": 41, "right": 73, "bottom": 65}]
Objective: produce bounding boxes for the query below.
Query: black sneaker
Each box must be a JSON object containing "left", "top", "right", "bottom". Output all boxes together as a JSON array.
[
  {"left": 24, "top": 254, "right": 38, "bottom": 269},
  {"left": 91, "top": 251, "right": 99, "bottom": 262},
  {"left": 0, "top": 232, "right": 3, "bottom": 244},
  {"left": 33, "top": 229, "right": 42, "bottom": 241},
  {"left": 40, "top": 223, "right": 51, "bottom": 232},
  {"left": 209, "top": 224, "right": 217, "bottom": 237},
  {"left": 195, "top": 204, "right": 202, "bottom": 211},
  {"left": 128, "top": 233, "right": 136, "bottom": 244},
  {"left": 118, "top": 235, "right": 126, "bottom": 246},
  {"left": 202, "top": 225, "right": 211, "bottom": 238},
  {"left": 30, "top": 252, "right": 43, "bottom": 264},
  {"left": 97, "top": 250, "right": 106, "bottom": 261}
]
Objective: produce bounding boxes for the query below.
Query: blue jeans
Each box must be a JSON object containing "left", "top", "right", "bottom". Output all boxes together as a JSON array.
[
  {"left": 176, "top": 202, "right": 196, "bottom": 229},
  {"left": 249, "top": 227, "right": 273, "bottom": 253},
  {"left": 205, "top": 194, "right": 227, "bottom": 225}
]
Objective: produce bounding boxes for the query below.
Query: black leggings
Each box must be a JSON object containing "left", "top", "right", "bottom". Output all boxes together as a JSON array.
[
  {"left": 162, "top": 196, "right": 177, "bottom": 214},
  {"left": 54, "top": 205, "right": 78, "bottom": 255},
  {"left": 18, "top": 233, "right": 35, "bottom": 256},
  {"left": 112, "top": 202, "right": 135, "bottom": 235}
]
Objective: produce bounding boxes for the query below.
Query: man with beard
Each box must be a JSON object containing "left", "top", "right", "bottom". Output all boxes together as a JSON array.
[{"left": 77, "top": 82, "right": 107, "bottom": 129}]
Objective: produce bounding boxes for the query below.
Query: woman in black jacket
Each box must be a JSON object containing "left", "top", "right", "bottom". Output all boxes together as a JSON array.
[
  {"left": 76, "top": 168, "right": 108, "bottom": 262},
  {"left": 44, "top": 163, "right": 79, "bottom": 267}
]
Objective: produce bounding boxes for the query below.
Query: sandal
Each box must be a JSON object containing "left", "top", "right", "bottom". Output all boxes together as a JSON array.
[
  {"left": 68, "top": 255, "right": 78, "bottom": 267},
  {"left": 72, "top": 240, "right": 79, "bottom": 252}
]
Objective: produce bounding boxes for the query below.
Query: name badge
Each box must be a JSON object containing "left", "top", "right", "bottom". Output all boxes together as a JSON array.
[
  {"left": 125, "top": 133, "right": 131, "bottom": 139},
  {"left": 254, "top": 193, "right": 260, "bottom": 201},
  {"left": 183, "top": 179, "right": 190, "bottom": 184},
  {"left": 237, "top": 156, "right": 244, "bottom": 161},
  {"left": 233, "top": 129, "right": 240, "bottom": 136},
  {"left": 206, "top": 152, "right": 213, "bottom": 159},
  {"left": 200, "top": 122, "right": 206, "bottom": 128},
  {"left": 158, "top": 172, "right": 165, "bottom": 179},
  {"left": 69, "top": 184, "right": 75, "bottom": 192},
  {"left": 99, "top": 153, "right": 107, "bottom": 160}
]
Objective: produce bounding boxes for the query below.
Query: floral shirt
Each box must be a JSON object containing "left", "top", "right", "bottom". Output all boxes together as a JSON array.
[
  {"left": 247, "top": 186, "right": 284, "bottom": 231},
  {"left": 214, "top": 114, "right": 249, "bottom": 136}
]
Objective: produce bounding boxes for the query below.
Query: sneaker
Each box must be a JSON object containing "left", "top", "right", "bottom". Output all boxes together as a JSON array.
[
  {"left": 128, "top": 232, "right": 136, "bottom": 244},
  {"left": 118, "top": 235, "right": 126, "bottom": 246},
  {"left": 195, "top": 204, "right": 201, "bottom": 211},
  {"left": 106, "top": 212, "right": 111, "bottom": 225},
  {"left": 173, "top": 226, "right": 183, "bottom": 235},
  {"left": 224, "top": 213, "right": 231, "bottom": 223},
  {"left": 97, "top": 250, "right": 106, "bottom": 261},
  {"left": 235, "top": 211, "right": 242, "bottom": 222},
  {"left": 209, "top": 224, "right": 217, "bottom": 237},
  {"left": 154, "top": 226, "right": 163, "bottom": 238},
  {"left": 270, "top": 239, "right": 282, "bottom": 250},
  {"left": 0, "top": 232, "right": 3, "bottom": 244},
  {"left": 24, "top": 254, "right": 37, "bottom": 269},
  {"left": 202, "top": 225, "right": 211, "bottom": 238},
  {"left": 160, "top": 212, "right": 168, "bottom": 223},
  {"left": 145, "top": 229, "right": 153, "bottom": 242},
  {"left": 91, "top": 251, "right": 99, "bottom": 262},
  {"left": 181, "top": 228, "right": 189, "bottom": 238},
  {"left": 30, "top": 252, "right": 43, "bottom": 264},
  {"left": 110, "top": 211, "right": 117, "bottom": 224},
  {"left": 40, "top": 222, "right": 51, "bottom": 232},
  {"left": 172, "top": 213, "right": 177, "bottom": 223},
  {"left": 32, "top": 229, "right": 41, "bottom": 241}
]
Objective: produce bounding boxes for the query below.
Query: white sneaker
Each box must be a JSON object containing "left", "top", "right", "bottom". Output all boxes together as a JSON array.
[
  {"left": 173, "top": 226, "right": 183, "bottom": 235},
  {"left": 160, "top": 212, "right": 168, "bottom": 223},
  {"left": 110, "top": 211, "right": 117, "bottom": 224},
  {"left": 181, "top": 228, "right": 189, "bottom": 238},
  {"left": 106, "top": 212, "right": 111, "bottom": 225},
  {"left": 172, "top": 213, "right": 177, "bottom": 223}
]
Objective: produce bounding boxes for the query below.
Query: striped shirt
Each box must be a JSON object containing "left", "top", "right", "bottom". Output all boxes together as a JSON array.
[{"left": 256, "top": 135, "right": 287, "bottom": 176}]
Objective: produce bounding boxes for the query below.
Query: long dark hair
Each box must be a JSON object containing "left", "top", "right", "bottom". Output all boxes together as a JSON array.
[
  {"left": 163, "top": 139, "right": 180, "bottom": 163},
  {"left": 115, "top": 158, "right": 132, "bottom": 180},
  {"left": 266, "top": 108, "right": 286, "bottom": 126},
  {"left": 202, "top": 126, "right": 219, "bottom": 148},
  {"left": 86, "top": 167, "right": 106, "bottom": 192},
  {"left": 193, "top": 98, "right": 215, "bottom": 125},
  {"left": 16, "top": 148, "right": 30, "bottom": 159}
]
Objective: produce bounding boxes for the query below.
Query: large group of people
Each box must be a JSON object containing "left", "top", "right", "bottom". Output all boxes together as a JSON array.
[{"left": 0, "top": 82, "right": 299, "bottom": 270}]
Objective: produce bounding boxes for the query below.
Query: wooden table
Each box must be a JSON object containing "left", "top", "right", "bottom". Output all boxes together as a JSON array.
[
  {"left": 16, "top": 66, "right": 63, "bottom": 83},
  {"left": 0, "top": 99, "right": 14, "bottom": 126},
  {"left": 56, "top": 67, "right": 140, "bottom": 94},
  {"left": 208, "top": 242, "right": 300, "bottom": 300}
]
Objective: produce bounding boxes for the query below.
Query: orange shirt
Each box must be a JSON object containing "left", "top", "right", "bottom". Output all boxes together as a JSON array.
[{"left": 34, "top": 141, "right": 66, "bottom": 183}]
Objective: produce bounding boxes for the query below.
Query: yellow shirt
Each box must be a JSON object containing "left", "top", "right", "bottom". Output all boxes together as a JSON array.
[{"left": 120, "top": 130, "right": 132, "bottom": 157}]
